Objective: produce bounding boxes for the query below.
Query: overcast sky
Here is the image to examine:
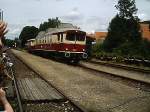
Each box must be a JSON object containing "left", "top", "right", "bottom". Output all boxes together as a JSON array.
[{"left": 0, "top": 0, "right": 150, "bottom": 39}]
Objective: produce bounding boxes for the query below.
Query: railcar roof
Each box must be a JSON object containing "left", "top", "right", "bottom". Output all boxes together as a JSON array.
[
  {"left": 47, "top": 28, "right": 84, "bottom": 34},
  {"left": 36, "top": 28, "right": 86, "bottom": 39},
  {"left": 27, "top": 39, "right": 36, "bottom": 41}
]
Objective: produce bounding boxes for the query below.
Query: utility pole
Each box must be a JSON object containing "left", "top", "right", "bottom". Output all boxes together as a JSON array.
[
  {"left": 0, "top": 9, "right": 3, "bottom": 21},
  {"left": 0, "top": 9, "right": 1, "bottom": 20}
]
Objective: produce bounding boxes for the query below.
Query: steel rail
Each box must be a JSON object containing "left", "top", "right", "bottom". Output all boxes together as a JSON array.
[
  {"left": 81, "top": 60, "right": 150, "bottom": 84},
  {"left": 7, "top": 63, "right": 24, "bottom": 112},
  {"left": 88, "top": 60, "right": 150, "bottom": 74},
  {"left": 10, "top": 50, "right": 88, "bottom": 112},
  {"left": 78, "top": 63, "right": 150, "bottom": 92}
]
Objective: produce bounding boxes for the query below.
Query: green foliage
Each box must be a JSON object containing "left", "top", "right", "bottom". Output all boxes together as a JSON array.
[
  {"left": 18, "top": 17, "right": 61, "bottom": 48},
  {"left": 103, "top": 15, "right": 141, "bottom": 52},
  {"left": 19, "top": 26, "right": 38, "bottom": 47},
  {"left": 139, "top": 39, "right": 150, "bottom": 59},
  {"left": 92, "top": 43, "right": 103, "bottom": 54},
  {"left": 103, "top": 15, "right": 124, "bottom": 52},
  {"left": 115, "top": 0, "right": 137, "bottom": 19},
  {"left": 3, "top": 39, "right": 15, "bottom": 47},
  {"left": 102, "top": 0, "right": 142, "bottom": 56},
  {"left": 14, "top": 38, "right": 21, "bottom": 47},
  {"left": 114, "top": 39, "right": 150, "bottom": 59},
  {"left": 3, "top": 38, "right": 21, "bottom": 47},
  {"left": 92, "top": 0, "right": 150, "bottom": 60},
  {"left": 39, "top": 17, "right": 61, "bottom": 31}
]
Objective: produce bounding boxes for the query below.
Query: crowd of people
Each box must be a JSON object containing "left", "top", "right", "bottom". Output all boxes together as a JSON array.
[{"left": 0, "top": 20, "right": 13, "bottom": 112}]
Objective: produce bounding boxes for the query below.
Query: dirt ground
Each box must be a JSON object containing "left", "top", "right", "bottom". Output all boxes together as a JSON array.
[{"left": 11, "top": 50, "right": 150, "bottom": 112}]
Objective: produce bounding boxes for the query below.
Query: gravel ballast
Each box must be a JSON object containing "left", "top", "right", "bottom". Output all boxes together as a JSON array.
[{"left": 11, "top": 50, "right": 150, "bottom": 112}]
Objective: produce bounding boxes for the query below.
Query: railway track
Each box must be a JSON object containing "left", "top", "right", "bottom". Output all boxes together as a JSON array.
[
  {"left": 79, "top": 60, "right": 150, "bottom": 92},
  {"left": 1, "top": 52, "right": 23, "bottom": 112},
  {"left": 6, "top": 51, "right": 87, "bottom": 112},
  {"left": 9, "top": 49, "right": 150, "bottom": 112},
  {"left": 12, "top": 69, "right": 24, "bottom": 112},
  {"left": 89, "top": 59, "right": 150, "bottom": 74}
]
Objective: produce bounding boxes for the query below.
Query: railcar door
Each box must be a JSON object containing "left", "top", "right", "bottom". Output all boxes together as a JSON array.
[
  {"left": 66, "top": 30, "right": 86, "bottom": 52},
  {"left": 66, "top": 31, "right": 76, "bottom": 52},
  {"left": 57, "top": 33, "right": 63, "bottom": 52},
  {"left": 74, "top": 31, "right": 86, "bottom": 53}
]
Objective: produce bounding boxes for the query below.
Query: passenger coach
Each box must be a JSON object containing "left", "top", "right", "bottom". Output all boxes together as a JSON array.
[{"left": 27, "top": 28, "right": 88, "bottom": 63}]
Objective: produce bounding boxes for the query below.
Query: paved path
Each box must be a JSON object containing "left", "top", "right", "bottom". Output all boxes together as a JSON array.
[{"left": 11, "top": 50, "right": 150, "bottom": 112}]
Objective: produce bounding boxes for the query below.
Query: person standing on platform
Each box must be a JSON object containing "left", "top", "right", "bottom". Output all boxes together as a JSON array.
[
  {"left": 0, "top": 88, "right": 13, "bottom": 112},
  {"left": 0, "top": 21, "right": 14, "bottom": 112},
  {"left": 0, "top": 20, "right": 8, "bottom": 49}
]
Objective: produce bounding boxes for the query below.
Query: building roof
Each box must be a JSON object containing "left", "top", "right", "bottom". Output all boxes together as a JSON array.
[
  {"left": 140, "top": 21, "right": 150, "bottom": 24},
  {"left": 86, "top": 34, "right": 95, "bottom": 41},
  {"left": 140, "top": 23, "right": 150, "bottom": 40},
  {"left": 94, "top": 32, "right": 108, "bottom": 40}
]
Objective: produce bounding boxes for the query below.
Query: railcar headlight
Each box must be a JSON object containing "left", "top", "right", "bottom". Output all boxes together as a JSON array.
[
  {"left": 66, "top": 48, "right": 68, "bottom": 50},
  {"left": 83, "top": 49, "right": 85, "bottom": 51}
]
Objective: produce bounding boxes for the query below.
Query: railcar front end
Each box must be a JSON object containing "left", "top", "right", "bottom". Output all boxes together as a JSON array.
[{"left": 62, "top": 30, "right": 88, "bottom": 62}]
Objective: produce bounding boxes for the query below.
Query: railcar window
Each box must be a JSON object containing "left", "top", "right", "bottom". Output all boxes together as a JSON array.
[
  {"left": 76, "top": 33, "right": 85, "bottom": 41},
  {"left": 66, "top": 32, "right": 85, "bottom": 41},
  {"left": 66, "top": 33, "right": 76, "bottom": 41}
]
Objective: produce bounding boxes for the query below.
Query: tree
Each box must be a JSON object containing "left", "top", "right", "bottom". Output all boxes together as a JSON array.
[
  {"left": 103, "top": 15, "right": 125, "bottom": 52},
  {"left": 2, "top": 37, "right": 21, "bottom": 48},
  {"left": 103, "top": 0, "right": 142, "bottom": 54},
  {"left": 115, "top": 0, "right": 137, "bottom": 19},
  {"left": 14, "top": 38, "right": 21, "bottom": 47},
  {"left": 19, "top": 26, "right": 38, "bottom": 47},
  {"left": 3, "top": 39, "right": 15, "bottom": 47},
  {"left": 39, "top": 17, "right": 61, "bottom": 31}
]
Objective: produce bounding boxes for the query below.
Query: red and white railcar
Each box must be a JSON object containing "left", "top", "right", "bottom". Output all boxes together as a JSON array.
[{"left": 27, "top": 28, "right": 88, "bottom": 62}]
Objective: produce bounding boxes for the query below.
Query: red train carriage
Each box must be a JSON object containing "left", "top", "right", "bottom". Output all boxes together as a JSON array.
[{"left": 27, "top": 28, "right": 88, "bottom": 62}]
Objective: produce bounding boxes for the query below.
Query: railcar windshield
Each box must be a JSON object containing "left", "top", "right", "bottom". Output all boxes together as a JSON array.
[{"left": 66, "top": 31, "right": 86, "bottom": 41}]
